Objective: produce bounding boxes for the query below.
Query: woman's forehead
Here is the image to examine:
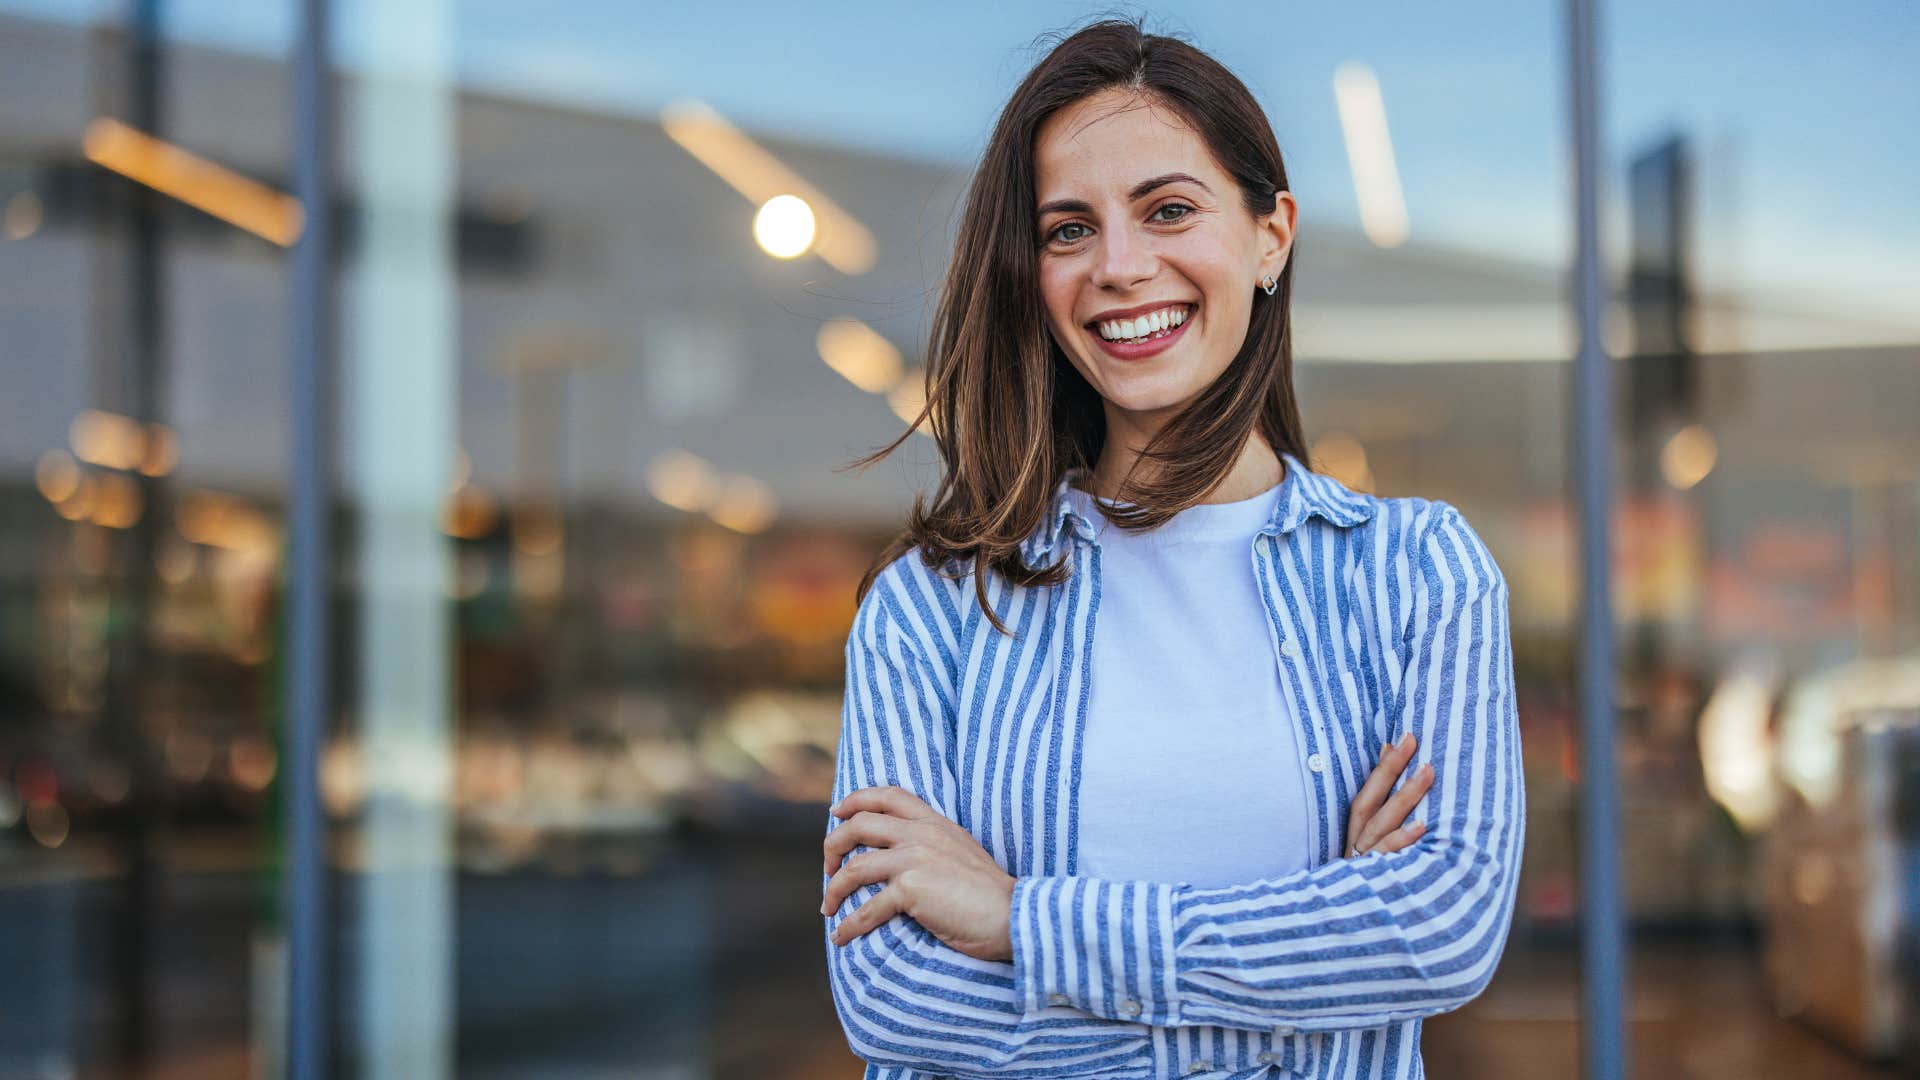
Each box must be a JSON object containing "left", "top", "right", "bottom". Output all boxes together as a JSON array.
[
  {"left": 1038, "top": 90, "right": 1195, "bottom": 157},
  {"left": 1035, "top": 95, "right": 1213, "bottom": 203}
]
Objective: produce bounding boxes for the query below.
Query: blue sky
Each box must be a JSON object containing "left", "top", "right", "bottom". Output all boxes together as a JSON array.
[{"left": 9, "top": 0, "right": 1917, "bottom": 317}]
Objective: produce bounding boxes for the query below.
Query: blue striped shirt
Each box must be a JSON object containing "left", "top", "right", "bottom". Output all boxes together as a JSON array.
[{"left": 825, "top": 451, "right": 1526, "bottom": 1079}]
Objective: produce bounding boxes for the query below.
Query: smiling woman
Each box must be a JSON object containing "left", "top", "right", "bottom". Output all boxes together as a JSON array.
[
  {"left": 825, "top": 16, "right": 1523, "bottom": 1080},
  {"left": 1033, "top": 101, "right": 1293, "bottom": 438}
]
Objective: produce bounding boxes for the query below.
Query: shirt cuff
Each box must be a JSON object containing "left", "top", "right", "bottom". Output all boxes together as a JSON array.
[{"left": 1009, "top": 875, "right": 1180, "bottom": 1025}]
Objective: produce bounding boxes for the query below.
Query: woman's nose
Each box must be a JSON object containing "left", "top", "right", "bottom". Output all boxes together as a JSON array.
[{"left": 1091, "top": 230, "right": 1156, "bottom": 290}]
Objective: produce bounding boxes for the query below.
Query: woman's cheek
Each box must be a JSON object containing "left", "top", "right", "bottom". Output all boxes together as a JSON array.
[{"left": 1037, "top": 269, "right": 1074, "bottom": 325}]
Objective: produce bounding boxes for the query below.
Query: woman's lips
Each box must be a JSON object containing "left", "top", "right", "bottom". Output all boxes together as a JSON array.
[{"left": 1090, "top": 306, "right": 1194, "bottom": 361}]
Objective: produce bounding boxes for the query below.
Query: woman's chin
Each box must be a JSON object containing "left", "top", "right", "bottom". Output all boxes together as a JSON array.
[{"left": 1102, "top": 379, "right": 1208, "bottom": 417}]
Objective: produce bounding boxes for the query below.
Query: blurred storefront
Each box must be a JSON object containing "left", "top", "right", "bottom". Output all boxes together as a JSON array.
[{"left": 1, "top": 2, "right": 1916, "bottom": 1078}]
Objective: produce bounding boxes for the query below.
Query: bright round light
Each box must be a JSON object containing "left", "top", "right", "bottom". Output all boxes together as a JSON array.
[{"left": 753, "top": 194, "right": 816, "bottom": 259}]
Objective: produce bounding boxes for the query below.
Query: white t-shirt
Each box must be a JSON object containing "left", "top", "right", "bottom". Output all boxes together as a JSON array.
[{"left": 1064, "top": 477, "right": 1315, "bottom": 889}]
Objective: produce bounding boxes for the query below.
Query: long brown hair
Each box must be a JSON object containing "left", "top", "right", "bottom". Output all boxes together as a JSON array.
[{"left": 844, "top": 15, "right": 1311, "bottom": 635}]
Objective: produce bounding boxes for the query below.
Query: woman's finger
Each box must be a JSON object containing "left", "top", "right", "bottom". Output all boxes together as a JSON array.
[
  {"left": 1351, "top": 818, "right": 1428, "bottom": 853},
  {"left": 1361, "top": 818, "right": 1427, "bottom": 856},
  {"left": 1347, "top": 738, "right": 1407, "bottom": 832},
  {"left": 1355, "top": 762, "right": 1433, "bottom": 852},
  {"left": 832, "top": 785, "right": 934, "bottom": 822},
  {"left": 822, "top": 847, "right": 902, "bottom": 917},
  {"left": 829, "top": 882, "right": 904, "bottom": 946},
  {"left": 823, "top": 810, "right": 904, "bottom": 875},
  {"left": 1346, "top": 733, "right": 1417, "bottom": 851},
  {"left": 1355, "top": 763, "right": 1434, "bottom": 854}
]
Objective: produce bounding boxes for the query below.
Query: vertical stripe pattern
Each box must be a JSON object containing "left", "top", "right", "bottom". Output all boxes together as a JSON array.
[{"left": 825, "top": 452, "right": 1525, "bottom": 1078}]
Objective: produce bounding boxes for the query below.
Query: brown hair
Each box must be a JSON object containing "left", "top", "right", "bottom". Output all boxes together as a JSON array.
[{"left": 843, "top": 15, "right": 1311, "bottom": 635}]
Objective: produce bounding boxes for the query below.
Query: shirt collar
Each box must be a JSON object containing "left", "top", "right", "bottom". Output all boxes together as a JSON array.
[{"left": 1019, "top": 450, "right": 1376, "bottom": 568}]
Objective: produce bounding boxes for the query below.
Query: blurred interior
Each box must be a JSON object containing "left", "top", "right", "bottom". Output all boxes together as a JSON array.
[{"left": 1, "top": 2, "right": 1917, "bottom": 1078}]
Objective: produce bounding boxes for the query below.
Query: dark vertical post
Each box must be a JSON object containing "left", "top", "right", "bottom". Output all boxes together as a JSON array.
[
  {"left": 106, "top": 0, "right": 165, "bottom": 1063},
  {"left": 1568, "top": 0, "right": 1627, "bottom": 1077},
  {"left": 288, "top": 0, "right": 333, "bottom": 1078}
]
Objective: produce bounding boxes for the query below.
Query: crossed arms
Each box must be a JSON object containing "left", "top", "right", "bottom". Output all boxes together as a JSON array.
[{"left": 823, "top": 504, "right": 1526, "bottom": 1078}]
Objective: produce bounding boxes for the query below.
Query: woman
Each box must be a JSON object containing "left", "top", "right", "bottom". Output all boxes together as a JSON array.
[{"left": 820, "top": 18, "right": 1524, "bottom": 1080}]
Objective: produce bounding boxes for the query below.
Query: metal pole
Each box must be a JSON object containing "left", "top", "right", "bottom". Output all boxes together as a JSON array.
[
  {"left": 288, "top": 0, "right": 333, "bottom": 1077},
  {"left": 1568, "top": 0, "right": 1626, "bottom": 1077},
  {"left": 105, "top": 1, "right": 166, "bottom": 1064}
]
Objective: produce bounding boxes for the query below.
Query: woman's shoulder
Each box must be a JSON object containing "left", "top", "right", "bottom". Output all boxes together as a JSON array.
[
  {"left": 1347, "top": 488, "right": 1505, "bottom": 585},
  {"left": 852, "top": 546, "right": 971, "bottom": 656},
  {"left": 1364, "top": 491, "right": 1461, "bottom": 536},
  {"left": 1363, "top": 492, "right": 1507, "bottom": 595}
]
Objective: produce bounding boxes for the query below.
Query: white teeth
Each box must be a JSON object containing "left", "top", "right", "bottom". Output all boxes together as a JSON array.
[{"left": 1096, "top": 304, "right": 1191, "bottom": 342}]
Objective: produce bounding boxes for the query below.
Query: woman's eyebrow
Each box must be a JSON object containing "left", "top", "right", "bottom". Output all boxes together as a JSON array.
[{"left": 1036, "top": 172, "right": 1212, "bottom": 218}]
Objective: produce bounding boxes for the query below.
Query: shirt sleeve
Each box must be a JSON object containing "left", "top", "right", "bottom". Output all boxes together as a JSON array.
[
  {"left": 823, "top": 558, "right": 1159, "bottom": 1079},
  {"left": 1009, "top": 502, "right": 1527, "bottom": 1033}
]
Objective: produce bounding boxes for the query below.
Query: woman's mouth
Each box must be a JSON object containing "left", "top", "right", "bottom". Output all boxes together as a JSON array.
[{"left": 1088, "top": 302, "right": 1195, "bottom": 360}]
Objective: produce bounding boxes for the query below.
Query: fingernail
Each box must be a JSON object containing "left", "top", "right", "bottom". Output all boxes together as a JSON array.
[{"left": 1398, "top": 732, "right": 1414, "bottom": 748}]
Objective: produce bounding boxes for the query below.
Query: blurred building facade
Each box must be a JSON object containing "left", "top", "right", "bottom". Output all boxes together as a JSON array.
[{"left": 1, "top": 3, "right": 1917, "bottom": 1078}]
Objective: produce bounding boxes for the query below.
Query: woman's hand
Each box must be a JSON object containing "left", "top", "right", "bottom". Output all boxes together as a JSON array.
[
  {"left": 822, "top": 785, "right": 1015, "bottom": 962},
  {"left": 1345, "top": 731, "right": 1433, "bottom": 858},
  {"left": 820, "top": 738, "right": 1431, "bottom": 959}
]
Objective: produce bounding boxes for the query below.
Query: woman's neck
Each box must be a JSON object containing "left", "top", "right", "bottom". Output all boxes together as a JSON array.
[{"left": 1083, "top": 433, "right": 1287, "bottom": 505}]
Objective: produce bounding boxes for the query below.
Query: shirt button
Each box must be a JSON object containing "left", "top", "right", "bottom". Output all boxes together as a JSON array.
[
  {"left": 1188, "top": 1062, "right": 1209, "bottom": 1074},
  {"left": 1257, "top": 1051, "right": 1277, "bottom": 1064},
  {"left": 1280, "top": 640, "right": 1300, "bottom": 658},
  {"left": 1273, "top": 1024, "right": 1295, "bottom": 1036},
  {"left": 1047, "top": 992, "right": 1069, "bottom": 1006},
  {"left": 1306, "top": 753, "right": 1326, "bottom": 773},
  {"left": 1120, "top": 998, "right": 1142, "bottom": 1017}
]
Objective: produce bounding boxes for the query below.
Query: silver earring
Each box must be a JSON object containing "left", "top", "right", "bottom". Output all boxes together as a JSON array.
[{"left": 1259, "top": 274, "right": 1278, "bottom": 295}]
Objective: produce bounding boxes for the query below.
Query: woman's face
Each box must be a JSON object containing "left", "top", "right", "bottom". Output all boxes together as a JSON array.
[{"left": 1034, "top": 88, "right": 1295, "bottom": 443}]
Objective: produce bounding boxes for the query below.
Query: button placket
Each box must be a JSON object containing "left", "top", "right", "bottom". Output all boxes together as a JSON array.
[{"left": 1253, "top": 532, "right": 1333, "bottom": 866}]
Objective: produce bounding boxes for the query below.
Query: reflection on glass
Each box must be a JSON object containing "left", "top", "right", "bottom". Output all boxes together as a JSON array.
[{"left": 2, "top": 1, "right": 1917, "bottom": 1077}]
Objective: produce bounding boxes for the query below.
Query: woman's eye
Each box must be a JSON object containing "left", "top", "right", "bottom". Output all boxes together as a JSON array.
[{"left": 1046, "top": 205, "right": 1189, "bottom": 244}]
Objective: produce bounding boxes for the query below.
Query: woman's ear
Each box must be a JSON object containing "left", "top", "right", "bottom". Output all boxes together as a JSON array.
[{"left": 1257, "top": 190, "right": 1299, "bottom": 281}]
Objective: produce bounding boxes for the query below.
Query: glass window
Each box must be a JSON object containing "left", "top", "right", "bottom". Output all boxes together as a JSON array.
[{"left": 2, "top": 2, "right": 1914, "bottom": 1077}]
